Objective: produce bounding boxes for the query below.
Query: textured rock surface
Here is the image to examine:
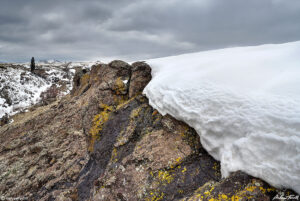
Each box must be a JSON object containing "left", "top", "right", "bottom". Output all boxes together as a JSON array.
[{"left": 0, "top": 61, "right": 298, "bottom": 201}]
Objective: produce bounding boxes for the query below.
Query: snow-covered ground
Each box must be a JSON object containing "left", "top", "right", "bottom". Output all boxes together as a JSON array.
[
  {"left": 143, "top": 41, "right": 300, "bottom": 193},
  {"left": 0, "top": 66, "right": 50, "bottom": 118},
  {"left": 0, "top": 61, "right": 98, "bottom": 119}
]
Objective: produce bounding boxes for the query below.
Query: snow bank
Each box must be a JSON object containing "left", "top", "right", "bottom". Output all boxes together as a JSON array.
[{"left": 143, "top": 41, "right": 300, "bottom": 193}]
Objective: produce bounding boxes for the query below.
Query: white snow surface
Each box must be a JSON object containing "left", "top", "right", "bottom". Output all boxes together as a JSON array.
[
  {"left": 0, "top": 67, "right": 50, "bottom": 118},
  {"left": 143, "top": 41, "right": 300, "bottom": 193},
  {"left": 0, "top": 61, "right": 100, "bottom": 119}
]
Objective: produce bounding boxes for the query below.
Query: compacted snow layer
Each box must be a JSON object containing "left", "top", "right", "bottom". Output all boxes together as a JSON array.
[{"left": 143, "top": 41, "right": 300, "bottom": 193}]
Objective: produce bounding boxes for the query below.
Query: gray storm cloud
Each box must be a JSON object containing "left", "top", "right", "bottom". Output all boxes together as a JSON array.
[{"left": 0, "top": 0, "right": 300, "bottom": 62}]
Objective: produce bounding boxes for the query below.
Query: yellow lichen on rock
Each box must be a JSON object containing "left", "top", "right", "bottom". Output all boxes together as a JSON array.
[
  {"left": 80, "top": 73, "right": 90, "bottom": 86},
  {"left": 182, "top": 178, "right": 277, "bottom": 201},
  {"left": 157, "top": 170, "right": 174, "bottom": 184},
  {"left": 231, "top": 180, "right": 276, "bottom": 200},
  {"left": 111, "top": 147, "right": 118, "bottom": 162},
  {"left": 88, "top": 103, "right": 113, "bottom": 152},
  {"left": 72, "top": 73, "right": 91, "bottom": 97},
  {"left": 114, "top": 77, "right": 127, "bottom": 95},
  {"left": 145, "top": 190, "right": 165, "bottom": 201},
  {"left": 170, "top": 157, "right": 183, "bottom": 169},
  {"left": 113, "top": 94, "right": 128, "bottom": 106},
  {"left": 114, "top": 104, "right": 144, "bottom": 147},
  {"left": 145, "top": 168, "right": 176, "bottom": 200},
  {"left": 116, "top": 95, "right": 138, "bottom": 110},
  {"left": 130, "top": 107, "right": 142, "bottom": 119}
]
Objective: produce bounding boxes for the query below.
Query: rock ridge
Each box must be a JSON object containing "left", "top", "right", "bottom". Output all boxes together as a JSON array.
[{"left": 0, "top": 60, "right": 298, "bottom": 201}]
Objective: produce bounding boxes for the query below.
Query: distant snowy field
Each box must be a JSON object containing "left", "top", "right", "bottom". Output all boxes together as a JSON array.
[
  {"left": 144, "top": 41, "right": 300, "bottom": 193},
  {"left": 0, "top": 66, "right": 50, "bottom": 119},
  {"left": 0, "top": 61, "right": 98, "bottom": 119}
]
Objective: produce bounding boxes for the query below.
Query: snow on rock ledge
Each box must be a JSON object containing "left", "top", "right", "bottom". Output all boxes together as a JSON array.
[{"left": 143, "top": 41, "right": 300, "bottom": 193}]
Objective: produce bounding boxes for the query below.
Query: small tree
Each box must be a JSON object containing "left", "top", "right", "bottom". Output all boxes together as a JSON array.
[{"left": 30, "top": 57, "right": 35, "bottom": 72}]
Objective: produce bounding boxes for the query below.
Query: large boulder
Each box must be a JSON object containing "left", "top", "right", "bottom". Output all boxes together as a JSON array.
[{"left": 129, "top": 61, "right": 152, "bottom": 98}]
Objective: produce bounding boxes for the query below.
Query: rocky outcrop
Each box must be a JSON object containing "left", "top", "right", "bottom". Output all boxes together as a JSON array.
[
  {"left": 0, "top": 61, "right": 298, "bottom": 201},
  {"left": 129, "top": 61, "right": 151, "bottom": 98},
  {"left": 0, "top": 114, "right": 9, "bottom": 126}
]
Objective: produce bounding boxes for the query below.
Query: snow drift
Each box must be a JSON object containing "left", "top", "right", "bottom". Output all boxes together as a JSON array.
[{"left": 143, "top": 41, "right": 300, "bottom": 193}]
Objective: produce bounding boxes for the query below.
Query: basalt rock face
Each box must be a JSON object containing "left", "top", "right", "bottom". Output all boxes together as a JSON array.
[{"left": 0, "top": 61, "right": 296, "bottom": 201}]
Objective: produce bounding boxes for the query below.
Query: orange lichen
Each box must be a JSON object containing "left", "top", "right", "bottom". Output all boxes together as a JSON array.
[{"left": 152, "top": 110, "right": 158, "bottom": 116}]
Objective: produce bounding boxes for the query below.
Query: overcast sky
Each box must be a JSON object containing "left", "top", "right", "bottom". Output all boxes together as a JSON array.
[{"left": 0, "top": 0, "right": 300, "bottom": 62}]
